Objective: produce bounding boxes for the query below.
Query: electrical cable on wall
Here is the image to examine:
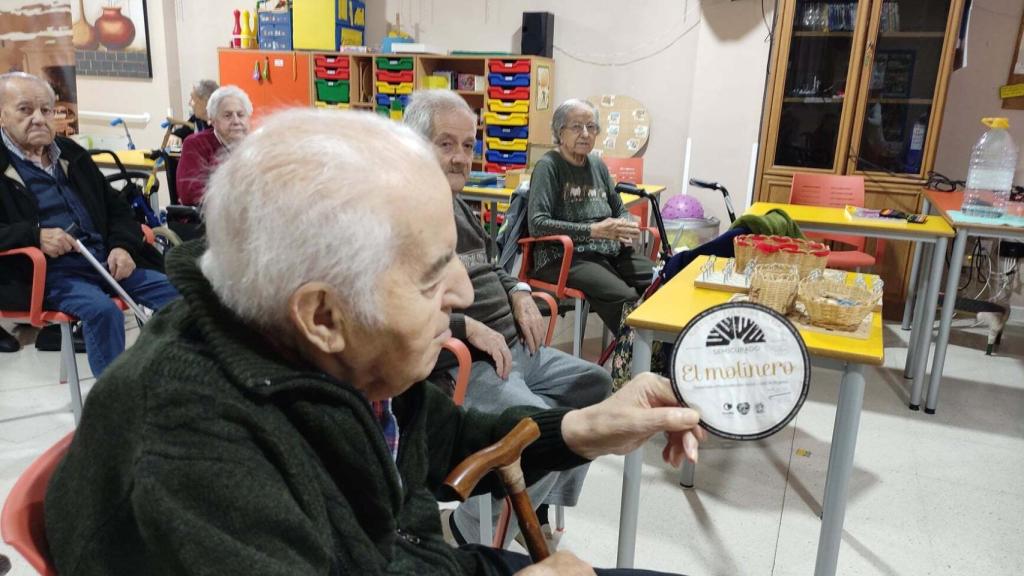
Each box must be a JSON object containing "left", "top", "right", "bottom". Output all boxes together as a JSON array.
[{"left": 553, "top": 10, "right": 701, "bottom": 67}]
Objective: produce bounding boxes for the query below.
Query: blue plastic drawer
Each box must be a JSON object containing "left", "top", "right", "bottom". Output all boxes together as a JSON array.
[
  {"left": 375, "top": 94, "right": 409, "bottom": 108},
  {"left": 488, "top": 73, "right": 530, "bottom": 88},
  {"left": 487, "top": 125, "right": 529, "bottom": 139},
  {"left": 486, "top": 150, "right": 528, "bottom": 164}
]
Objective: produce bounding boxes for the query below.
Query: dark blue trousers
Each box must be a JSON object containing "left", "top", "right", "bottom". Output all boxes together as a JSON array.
[
  {"left": 44, "top": 266, "right": 178, "bottom": 376},
  {"left": 661, "top": 227, "right": 750, "bottom": 282}
]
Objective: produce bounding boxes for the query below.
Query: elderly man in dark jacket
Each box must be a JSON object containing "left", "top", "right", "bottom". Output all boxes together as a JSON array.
[
  {"left": 0, "top": 72, "right": 177, "bottom": 375},
  {"left": 44, "top": 108, "right": 703, "bottom": 575}
]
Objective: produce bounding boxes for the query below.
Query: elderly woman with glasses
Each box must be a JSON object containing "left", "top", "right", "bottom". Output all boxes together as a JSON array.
[
  {"left": 176, "top": 85, "right": 252, "bottom": 206},
  {"left": 528, "top": 98, "right": 654, "bottom": 335}
]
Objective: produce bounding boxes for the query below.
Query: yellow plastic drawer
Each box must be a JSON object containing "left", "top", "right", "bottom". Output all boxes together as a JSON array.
[
  {"left": 485, "top": 137, "right": 528, "bottom": 152},
  {"left": 376, "top": 81, "right": 414, "bottom": 95},
  {"left": 315, "top": 101, "right": 350, "bottom": 110},
  {"left": 483, "top": 112, "right": 528, "bottom": 126},
  {"left": 487, "top": 99, "right": 529, "bottom": 114}
]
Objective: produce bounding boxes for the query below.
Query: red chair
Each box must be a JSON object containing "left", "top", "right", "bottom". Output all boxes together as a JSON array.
[
  {"left": 442, "top": 291, "right": 558, "bottom": 548},
  {"left": 0, "top": 227, "right": 155, "bottom": 424},
  {"left": 518, "top": 229, "right": 661, "bottom": 358},
  {"left": 1, "top": 432, "right": 72, "bottom": 576},
  {"left": 789, "top": 173, "right": 885, "bottom": 270}
]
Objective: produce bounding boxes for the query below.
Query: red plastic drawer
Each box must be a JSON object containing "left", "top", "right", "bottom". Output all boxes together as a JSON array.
[
  {"left": 316, "top": 66, "right": 350, "bottom": 80},
  {"left": 488, "top": 86, "right": 531, "bottom": 101},
  {"left": 488, "top": 59, "right": 531, "bottom": 74},
  {"left": 375, "top": 69, "right": 414, "bottom": 83},
  {"left": 314, "top": 55, "right": 350, "bottom": 68},
  {"left": 485, "top": 162, "right": 527, "bottom": 174}
]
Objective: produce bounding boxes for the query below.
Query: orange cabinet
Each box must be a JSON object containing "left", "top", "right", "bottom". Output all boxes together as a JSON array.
[{"left": 218, "top": 50, "right": 311, "bottom": 120}]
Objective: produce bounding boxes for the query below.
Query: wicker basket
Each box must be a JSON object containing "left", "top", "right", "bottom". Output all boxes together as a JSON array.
[
  {"left": 797, "top": 277, "right": 875, "bottom": 331},
  {"left": 732, "top": 234, "right": 829, "bottom": 278},
  {"left": 749, "top": 263, "right": 799, "bottom": 314}
]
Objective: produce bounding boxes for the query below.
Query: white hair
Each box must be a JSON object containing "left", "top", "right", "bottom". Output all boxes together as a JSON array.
[
  {"left": 192, "top": 79, "right": 219, "bottom": 100},
  {"left": 0, "top": 71, "right": 56, "bottom": 104},
  {"left": 551, "top": 98, "right": 600, "bottom": 145},
  {"left": 206, "top": 85, "right": 253, "bottom": 119},
  {"left": 200, "top": 108, "right": 438, "bottom": 332},
  {"left": 404, "top": 89, "right": 476, "bottom": 141}
]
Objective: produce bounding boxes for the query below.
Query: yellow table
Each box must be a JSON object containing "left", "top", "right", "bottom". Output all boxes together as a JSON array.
[
  {"left": 617, "top": 256, "right": 883, "bottom": 576},
  {"left": 746, "top": 202, "right": 954, "bottom": 410},
  {"left": 90, "top": 149, "right": 158, "bottom": 171},
  {"left": 459, "top": 184, "right": 666, "bottom": 248}
]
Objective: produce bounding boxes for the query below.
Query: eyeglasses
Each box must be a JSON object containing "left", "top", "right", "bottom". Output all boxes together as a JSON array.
[
  {"left": 926, "top": 171, "right": 964, "bottom": 192},
  {"left": 564, "top": 123, "right": 599, "bottom": 135}
]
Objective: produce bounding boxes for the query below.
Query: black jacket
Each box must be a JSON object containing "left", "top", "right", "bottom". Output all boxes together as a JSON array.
[
  {"left": 0, "top": 135, "right": 162, "bottom": 309},
  {"left": 45, "top": 240, "right": 585, "bottom": 575}
]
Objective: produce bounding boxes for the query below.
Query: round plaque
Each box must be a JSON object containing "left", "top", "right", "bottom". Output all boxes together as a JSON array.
[{"left": 669, "top": 302, "right": 810, "bottom": 441}]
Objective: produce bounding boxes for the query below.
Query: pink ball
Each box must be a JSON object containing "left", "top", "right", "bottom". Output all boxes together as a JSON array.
[{"left": 662, "top": 194, "right": 705, "bottom": 220}]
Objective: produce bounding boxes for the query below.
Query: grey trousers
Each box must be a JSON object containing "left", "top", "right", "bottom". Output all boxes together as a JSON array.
[
  {"left": 450, "top": 341, "right": 611, "bottom": 544},
  {"left": 534, "top": 247, "right": 654, "bottom": 335}
]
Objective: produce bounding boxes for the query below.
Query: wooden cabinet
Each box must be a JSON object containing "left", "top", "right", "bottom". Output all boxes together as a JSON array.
[
  {"left": 754, "top": 0, "right": 965, "bottom": 311},
  {"left": 218, "top": 50, "right": 311, "bottom": 120}
]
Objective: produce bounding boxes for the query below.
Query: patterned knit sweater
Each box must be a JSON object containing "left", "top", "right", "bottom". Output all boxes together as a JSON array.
[{"left": 527, "top": 150, "right": 627, "bottom": 271}]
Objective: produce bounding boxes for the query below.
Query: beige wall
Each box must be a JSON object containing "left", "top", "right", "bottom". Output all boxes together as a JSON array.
[
  {"left": 933, "top": 0, "right": 1024, "bottom": 312},
  {"left": 685, "top": 0, "right": 774, "bottom": 228}
]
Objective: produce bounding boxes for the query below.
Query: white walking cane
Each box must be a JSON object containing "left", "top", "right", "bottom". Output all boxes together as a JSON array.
[{"left": 65, "top": 224, "right": 151, "bottom": 324}]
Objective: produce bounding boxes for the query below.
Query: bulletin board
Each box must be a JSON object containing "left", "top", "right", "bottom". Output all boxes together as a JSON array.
[
  {"left": 1003, "top": 11, "right": 1024, "bottom": 110},
  {"left": 586, "top": 94, "right": 650, "bottom": 158}
]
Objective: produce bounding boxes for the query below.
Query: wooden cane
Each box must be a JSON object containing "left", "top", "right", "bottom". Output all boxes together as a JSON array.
[{"left": 442, "top": 418, "right": 550, "bottom": 562}]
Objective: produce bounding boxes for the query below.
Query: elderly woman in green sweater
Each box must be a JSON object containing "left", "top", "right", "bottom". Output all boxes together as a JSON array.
[{"left": 528, "top": 98, "right": 654, "bottom": 335}]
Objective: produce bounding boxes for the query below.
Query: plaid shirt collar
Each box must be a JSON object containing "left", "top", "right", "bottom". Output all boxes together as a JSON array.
[
  {"left": 370, "top": 399, "right": 400, "bottom": 461},
  {"left": 2, "top": 128, "right": 61, "bottom": 176}
]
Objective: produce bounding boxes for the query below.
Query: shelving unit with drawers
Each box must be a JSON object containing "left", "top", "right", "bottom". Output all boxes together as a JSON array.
[{"left": 219, "top": 51, "right": 553, "bottom": 173}]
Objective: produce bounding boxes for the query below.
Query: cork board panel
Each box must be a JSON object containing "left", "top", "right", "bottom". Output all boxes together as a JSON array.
[{"left": 586, "top": 94, "right": 650, "bottom": 158}]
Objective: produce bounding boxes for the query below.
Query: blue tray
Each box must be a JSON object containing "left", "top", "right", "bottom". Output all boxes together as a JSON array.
[
  {"left": 488, "top": 73, "right": 530, "bottom": 88},
  {"left": 487, "top": 125, "right": 529, "bottom": 139}
]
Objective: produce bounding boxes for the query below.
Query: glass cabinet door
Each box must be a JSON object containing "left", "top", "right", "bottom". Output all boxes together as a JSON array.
[
  {"left": 852, "top": 0, "right": 954, "bottom": 176},
  {"left": 770, "top": 0, "right": 866, "bottom": 171}
]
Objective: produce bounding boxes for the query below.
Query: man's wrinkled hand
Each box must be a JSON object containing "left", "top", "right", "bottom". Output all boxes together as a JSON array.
[
  {"left": 465, "top": 316, "right": 513, "bottom": 379},
  {"left": 39, "top": 228, "right": 76, "bottom": 258},
  {"left": 511, "top": 291, "right": 546, "bottom": 355},
  {"left": 513, "top": 551, "right": 595, "bottom": 576},
  {"left": 107, "top": 248, "right": 136, "bottom": 281},
  {"left": 561, "top": 372, "right": 705, "bottom": 465}
]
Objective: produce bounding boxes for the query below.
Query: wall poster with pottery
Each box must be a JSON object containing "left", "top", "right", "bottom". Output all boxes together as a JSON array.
[
  {"left": 73, "top": 0, "right": 151, "bottom": 78},
  {"left": 0, "top": 1, "right": 79, "bottom": 136}
]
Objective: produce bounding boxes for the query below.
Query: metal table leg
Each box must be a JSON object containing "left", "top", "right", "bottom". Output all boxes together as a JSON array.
[
  {"left": 679, "top": 458, "right": 695, "bottom": 488},
  {"left": 904, "top": 242, "right": 932, "bottom": 381},
  {"left": 616, "top": 329, "right": 652, "bottom": 569},
  {"left": 909, "top": 236, "right": 947, "bottom": 409},
  {"left": 60, "top": 322, "right": 83, "bottom": 424},
  {"left": 901, "top": 198, "right": 932, "bottom": 330},
  {"left": 924, "top": 229, "right": 968, "bottom": 414},
  {"left": 814, "top": 362, "right": 866, "bottom": 576},
  {"left": 902, "top": 242, "right": 924, "bottom": 331}
]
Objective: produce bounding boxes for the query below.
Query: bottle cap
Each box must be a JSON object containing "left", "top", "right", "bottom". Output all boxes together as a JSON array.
[{"left": 982, "top": 117, "right": 1010, "bottom": 129}]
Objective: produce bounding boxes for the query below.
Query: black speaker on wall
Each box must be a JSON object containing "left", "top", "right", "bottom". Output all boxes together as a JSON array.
[{"left": 521, "top": 12, "right": 554, "bottom": 58}]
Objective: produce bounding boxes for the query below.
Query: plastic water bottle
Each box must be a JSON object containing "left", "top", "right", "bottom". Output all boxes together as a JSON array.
[{"left": 961, "top": 118, "right": 1018, "bottom": 218}]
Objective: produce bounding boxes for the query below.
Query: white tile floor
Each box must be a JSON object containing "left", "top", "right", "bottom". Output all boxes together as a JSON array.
[{"left": 1, "top": 314, "right": 1023, "bottom": 575}]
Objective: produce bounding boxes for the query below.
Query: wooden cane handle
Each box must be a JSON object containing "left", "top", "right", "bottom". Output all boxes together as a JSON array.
[{"left": 442, "top": 418, "right": 540, "bottom": 501}]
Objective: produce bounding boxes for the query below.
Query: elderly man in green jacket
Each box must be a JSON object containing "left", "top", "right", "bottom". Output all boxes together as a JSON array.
[{"left": 44, "top": 109, "right": 704, "bottom": 575}]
